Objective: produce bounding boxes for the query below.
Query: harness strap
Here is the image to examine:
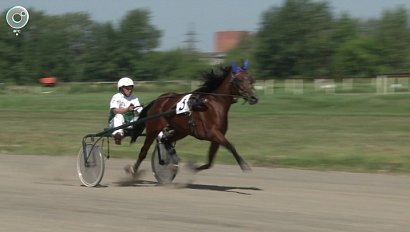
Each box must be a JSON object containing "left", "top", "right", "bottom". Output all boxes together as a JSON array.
[{"left": 187, "top": 112, "right": 197, "bottom": 138}]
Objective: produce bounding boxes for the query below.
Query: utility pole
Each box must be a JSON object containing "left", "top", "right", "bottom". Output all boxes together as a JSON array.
[{"left": 184, "top": 23, "right": 199, "bottom": 51}]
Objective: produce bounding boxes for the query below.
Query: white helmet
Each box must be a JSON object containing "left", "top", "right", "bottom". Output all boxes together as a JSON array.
[{"left": 117, "top": 77, "right": 134, "bottom": 90}]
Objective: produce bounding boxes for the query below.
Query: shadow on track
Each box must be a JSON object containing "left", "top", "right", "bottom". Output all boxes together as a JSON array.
[
  {"left": 184, "top": 183, "right": 262, "bottom": 195},
  {"left": 114, "top": 177, "right": 262, "bottom": 195}
]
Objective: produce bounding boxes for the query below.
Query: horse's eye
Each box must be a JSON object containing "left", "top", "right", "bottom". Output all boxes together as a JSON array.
[
  {"left": 233, "top": 77, "right": 242, "bottom": 83},
  {"left": 245, "top": 76, "right": 255, "bottom": 84}
]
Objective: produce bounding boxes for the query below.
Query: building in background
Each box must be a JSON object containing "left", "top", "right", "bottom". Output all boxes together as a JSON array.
[
  {"left": 203, "top": 31, "right": 249, "bottom": 65},
  {"left": 214, "top": 31, "right": 249, "bottom": 53}
]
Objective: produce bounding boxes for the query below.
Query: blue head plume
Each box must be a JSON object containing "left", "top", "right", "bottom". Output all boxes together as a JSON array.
[
  {"left": 242, "top": 59, "right": 249, "bottom": 71},
  {"left": 231, "top": 60, "right": 240, "bottom": 74}
]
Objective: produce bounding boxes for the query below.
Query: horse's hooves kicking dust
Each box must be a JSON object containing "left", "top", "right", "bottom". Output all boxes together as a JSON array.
[
  {"left": 114, "top": 167, "right": 147, "bottom": 186},
  {"left": 123, "top": 164, "right": 145, "bottom": 178}
]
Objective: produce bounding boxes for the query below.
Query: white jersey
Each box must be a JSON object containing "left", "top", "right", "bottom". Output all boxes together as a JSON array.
[{"left": 109, "top": 93, "right": 142, "bottom": 113}]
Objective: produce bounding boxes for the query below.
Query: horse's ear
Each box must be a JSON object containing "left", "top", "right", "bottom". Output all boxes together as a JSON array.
[
  {"left": 242, "top": 59, "right": 249, "bottom": 71},
  {"left": 231, "top": 60, "right": 240, "bottom": 74}
]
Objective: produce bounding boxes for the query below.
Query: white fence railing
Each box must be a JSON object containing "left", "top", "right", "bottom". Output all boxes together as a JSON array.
[
  {"left": 254, "top": 76, "right": 410, "bottom": 95},
  {"left": 4, "top": 77, "right": 410, "bottom": 95}
]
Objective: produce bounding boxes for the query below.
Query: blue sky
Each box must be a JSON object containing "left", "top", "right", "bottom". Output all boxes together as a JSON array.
[{"left": 1, "top": 0, "right": 410, "bottom": 52}]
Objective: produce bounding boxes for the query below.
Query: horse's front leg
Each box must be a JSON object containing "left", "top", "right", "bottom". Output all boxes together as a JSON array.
[
  {"left": 223, "top": 140, "right": 251, "bottom": 172},
  {"left": 197, "top": 131, "right": 251, "bottom": 172},
  {"left": 213, "top": 129, "right": 251, "bottom": 172}
]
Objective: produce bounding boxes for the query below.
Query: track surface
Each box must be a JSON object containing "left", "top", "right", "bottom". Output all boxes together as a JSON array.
[{"left": 1, "top": 154, "right": 409, "bottom": 232}]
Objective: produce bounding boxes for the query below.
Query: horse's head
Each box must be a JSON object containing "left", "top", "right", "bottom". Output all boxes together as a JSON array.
[{"left": 230, "top": 60, "right": 258, "bottom": 105}]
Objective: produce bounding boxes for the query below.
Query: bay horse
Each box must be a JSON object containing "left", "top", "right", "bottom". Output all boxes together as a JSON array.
[{"left": 127, "top": 60, "right": 258, "bottom": 176}]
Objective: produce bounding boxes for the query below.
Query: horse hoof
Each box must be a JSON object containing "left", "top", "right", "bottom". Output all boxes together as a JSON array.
[
  {"left": 124, "top": 164, "right": 137, "bottom": 177},
  {"left": 185, "top": 161, "right": 198, "bottom": 173},
  {"left": 241, "top": 163, "right": 252, "bottom": 172}
]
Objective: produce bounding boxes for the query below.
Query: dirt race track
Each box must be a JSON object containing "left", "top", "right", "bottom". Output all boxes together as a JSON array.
[{"left": 0, "top": 154, "right": 409, "bottom": 232}]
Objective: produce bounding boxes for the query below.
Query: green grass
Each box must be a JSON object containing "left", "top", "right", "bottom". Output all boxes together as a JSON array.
[{"left": 1, "top": 85, "right": 410, "bottom": 173}]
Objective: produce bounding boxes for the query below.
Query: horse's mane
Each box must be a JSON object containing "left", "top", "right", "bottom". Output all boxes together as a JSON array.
[{"left": 193, "top": 66, "right": 231, "bottom": 93}]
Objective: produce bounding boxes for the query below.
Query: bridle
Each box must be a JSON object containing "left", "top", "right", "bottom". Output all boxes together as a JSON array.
[{"left": 230, "top": 71, "right": 255, "bottom": 102}]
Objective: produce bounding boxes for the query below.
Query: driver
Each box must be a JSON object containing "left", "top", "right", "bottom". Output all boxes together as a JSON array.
[{"left": 108, "top": 77, "right": 142, "bottom": 145}]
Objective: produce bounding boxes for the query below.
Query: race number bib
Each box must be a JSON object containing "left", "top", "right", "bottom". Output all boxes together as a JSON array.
[{"left": 176, "top": 94, "right": 192, "bottom": 114}]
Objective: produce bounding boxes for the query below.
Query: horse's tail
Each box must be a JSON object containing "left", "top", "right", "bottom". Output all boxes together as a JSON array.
[{"left": 130, "top": 100, "right": 155, "bottom": 143}]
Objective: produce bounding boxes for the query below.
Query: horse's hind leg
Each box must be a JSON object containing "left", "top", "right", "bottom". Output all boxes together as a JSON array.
[
  {"left": 125, "top": 134, "right": 156, "bottom": 176},
  {"left": 196, "top": 142, "right": 220, "bottom": 171}
]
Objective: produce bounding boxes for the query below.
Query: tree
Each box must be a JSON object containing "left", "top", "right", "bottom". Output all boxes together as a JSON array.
[
  {"left": 373, "top": 6, "right": 410, "bottom": 73},
  {"left": 331, "top": 13, "right": 360, "bottom": 44},
  {"left": 332, "top": 37, "right": 381, "bottom": 77},
  {"left": 254, "top": 0, "right": 334, "bottom": 78},
  {"left": 115, "top": 9, "right": 161, "bottom": 77},
  {"left": 0, "top": 10, "right": 95, "bottom": 83},
  {"left": 0, "top": 8, "right": 164, "bottom": 83},
  {"left": 135, "top": 49, "right": 208, "bottom": 80},
  {"left": 81, "top": 22, "right": 120, "bottom": 81}
]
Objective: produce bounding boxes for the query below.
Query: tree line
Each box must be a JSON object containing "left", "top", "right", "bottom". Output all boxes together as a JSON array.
[
  {"left": 1, "top": 0, "right": 410, "bottom": 84},
  {"left": 0, "top": 9, "right": 208, "bottom": 84},
  {"left": 236, "top": 0, "right": 410, "bottom": 79}
]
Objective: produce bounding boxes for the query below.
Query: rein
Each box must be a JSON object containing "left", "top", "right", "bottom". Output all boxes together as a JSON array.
[
  {"left": 195, "top": 73, "right": 247, "bottom": 99},
  {"left": 153, "top": 91, "right": 242, "bottom": 100},
  {"left": 150, "top": 71, "right": 249, "bottom": 104},
  {"left": 194, "top": 92, "right": 241, "bottom": 98}
]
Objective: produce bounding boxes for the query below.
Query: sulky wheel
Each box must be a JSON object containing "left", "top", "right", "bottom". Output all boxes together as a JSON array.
[
  {"left": 77, "top": 144, "right": 105, "bottom": 187},
  {"left": 151, "top": 140, "right": 179, "bottom": 184}
]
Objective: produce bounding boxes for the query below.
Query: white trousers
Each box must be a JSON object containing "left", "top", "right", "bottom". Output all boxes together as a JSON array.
[{"left": 109, "top": 114, "right": 125, "bottom": 136}]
